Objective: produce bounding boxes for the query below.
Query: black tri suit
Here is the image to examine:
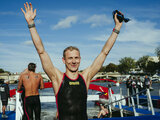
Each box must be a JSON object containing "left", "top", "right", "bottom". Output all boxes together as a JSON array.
[{"left": 56, "top": 73, "right": 88, "bottom": 120}]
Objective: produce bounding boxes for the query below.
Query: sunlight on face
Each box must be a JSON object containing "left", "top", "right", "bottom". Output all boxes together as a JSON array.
[{"left": 63, "top": 50, "right": 81, "bottom": 72}]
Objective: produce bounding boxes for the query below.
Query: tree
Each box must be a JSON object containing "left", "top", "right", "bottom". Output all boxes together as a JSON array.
[
  {"left": 99, "top": 66, "right": 106, "bottom": 72},
  {"left": 145, "top": 61, "right": 158, "bottom": 75},
  {"left": 0, "top": 68, "right": 4, "bottom": 73},
  {"left": 118, "top": 57, "right": 136, "bottom": 74},
  {"left": 136, "top": 55, "right": 149, "bottom": 73},
  {"left": 105, "top": 63, "right": 118, "bottom": 72},
  {"left": 0, "top": 68, "right": 10, "bottom": 74},
  {"left": 155, "top": 45, "right": 160, "bottom": 60},
  {"left": 155, "top": 45, "right": 160, "bottom": 73}
]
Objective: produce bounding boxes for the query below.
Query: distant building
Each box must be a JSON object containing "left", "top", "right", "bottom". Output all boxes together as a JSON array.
[
  {"left": 0, "top": 72, "right": 50, "bottom": 83},
  {"left": 0, "top": 73, "right": 10, "bottom": 80},
  {"left": 129, "top": 66, "right": 144, "bottom": 74},
  {"left": 92, "top": 71, "right": 122, "bottom": 81},
  {"left": 148, "top": 56, "right": 159, "bottom": 63}
]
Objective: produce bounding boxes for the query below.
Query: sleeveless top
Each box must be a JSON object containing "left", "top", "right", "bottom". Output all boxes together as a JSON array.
[{"left": 56, "top": 73, "right": 88, "bottom": 120}]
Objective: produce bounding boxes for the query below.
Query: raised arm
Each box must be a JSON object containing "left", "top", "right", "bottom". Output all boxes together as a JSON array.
[
  {"left": 21, "top": 2, "right": 61, "bottom": 81},
  {"left": 83, "top": 13, "right": 123, "bottom": 83}
]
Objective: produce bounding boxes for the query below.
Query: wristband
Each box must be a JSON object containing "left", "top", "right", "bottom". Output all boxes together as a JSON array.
[
  {"left": 113, "top": 28, "right": 120, "bottom": 34},
  {"left": 28, "top": 23, "right": 35, "bottom": 29}
]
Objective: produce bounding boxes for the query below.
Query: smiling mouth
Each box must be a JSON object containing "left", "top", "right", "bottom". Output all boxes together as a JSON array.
[{"left": 71, "top": 65, "right": 76, "bottom": 67}]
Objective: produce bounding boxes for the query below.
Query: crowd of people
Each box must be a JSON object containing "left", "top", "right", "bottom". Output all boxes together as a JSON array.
[{"left": 126, "top": 75, "right": 152, "bottom": 95}]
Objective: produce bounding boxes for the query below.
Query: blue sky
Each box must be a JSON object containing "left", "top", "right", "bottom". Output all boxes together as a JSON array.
[{"left": 0, "top": 0, "right": 160, "bottom": 73}]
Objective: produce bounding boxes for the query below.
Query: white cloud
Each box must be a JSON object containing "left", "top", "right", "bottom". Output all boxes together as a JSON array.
[
  {"left": 84, "top": 14, "right": 112, "bottom": 27},
  {"left": 1, "top": 14, "right": 160, "bottom": 73},
  {"left": 23, "top": 40, "right": 33, "bottom": 45},
  {"left": 0, "top": 43, "right": 42, "bottom": 72},
  {"left": 0, "top": 12, "right": 17, "bottom": 15},
  {"left": 0, "top": 29, "right": 29, "bottom": 37},
  {"left": 88, "top": 19, "right": 160, "bottom": 46},
  {"left": 119, "top": 19, "right": 160, "bottom": 45},
  {"left": 89, "top": 35, "right": 107, "bottom": 41},
  {"left": 35, "top": 19, "right": 42, "bottom": 24},
  {"left": 0, "top": 32, "right": 29, "bottom": 37},
  {"left": 51, "top": 16, "right": 78, "bottom": 30},
  {"left": 81, "top": 19, "right": 160, "bottom": 66}
]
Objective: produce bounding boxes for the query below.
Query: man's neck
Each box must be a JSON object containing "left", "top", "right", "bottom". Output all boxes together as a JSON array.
[
  {"left": 28, "top": 71, "right": 35, "bottom": 75},
  {"left": 65, "top": 71, "right": 79, "bottom": 79}
]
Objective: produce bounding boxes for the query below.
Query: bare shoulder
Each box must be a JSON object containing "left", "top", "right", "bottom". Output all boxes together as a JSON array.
[
  {"left": 34, "top": 73, "right": 43, "bottom": 80},
  {"left": 37, "top": 73, "right": 42, "bottom": 77},
  {"left": 80, "top": 67, "right": 90, "bottom": 81},
  {"left": 42, "top": 68, "right": 64, "bottom": 84},
  {"left": 44, "top": 67, "right": 63, "bottom": 82},
  {"left": 20, "top": 73, "right": 28, "bottom": 79}
]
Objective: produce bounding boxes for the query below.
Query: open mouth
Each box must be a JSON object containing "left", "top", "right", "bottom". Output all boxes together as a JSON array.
[{"left": 71, "top": 65, "right": 77, "bottom": 67}]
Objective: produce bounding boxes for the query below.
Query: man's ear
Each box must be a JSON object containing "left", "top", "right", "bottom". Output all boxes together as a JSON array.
[{"left": 62, "top": 57, "right": 65, "bottom": 64}]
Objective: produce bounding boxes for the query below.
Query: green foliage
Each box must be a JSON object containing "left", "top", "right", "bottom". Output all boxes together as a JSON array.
[
  {"left": 136, "top": 55, "right": 149, "bottom": 72},
  {"left": 155, "top": 45, "right": 160, "bottom": 61},
  {"left": 0, "top": 68, "right": 4, "bottom": 73},
  {"left": 99, "top": 66, "right": 106, "bottom": 72},
  {"left": 145, "top": 61, "right": 158, "bottom": 75},
  {"left": 118, "top": 57, "right": 136, "bottom": 74},
  {"left": 0, "top": 68, "right": 10, "bottom": 74},
  {"left": 105, "top": 63, "right": 118, "bottom": 72}
]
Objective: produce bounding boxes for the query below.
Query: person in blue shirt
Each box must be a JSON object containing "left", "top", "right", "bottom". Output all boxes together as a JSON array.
[
  {"left": 144, "top": 75, "right": 152, "bottom": 89},
  {"left": 143, "top": 75, "right": 152, "bottom": 94}
]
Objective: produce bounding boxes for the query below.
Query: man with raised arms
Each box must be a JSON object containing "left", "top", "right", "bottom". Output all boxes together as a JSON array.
[{"left": 21, "top": 2, "right": 123, "bottom": 120}]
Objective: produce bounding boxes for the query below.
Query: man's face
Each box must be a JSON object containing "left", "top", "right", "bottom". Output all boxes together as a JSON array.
[{"left": 63, "top": 50, "right": 81, "bottom": 72}]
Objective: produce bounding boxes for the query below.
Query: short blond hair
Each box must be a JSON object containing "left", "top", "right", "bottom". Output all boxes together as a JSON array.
[{"left": 63, "top": 46, "right": 80, "bottom": 58}]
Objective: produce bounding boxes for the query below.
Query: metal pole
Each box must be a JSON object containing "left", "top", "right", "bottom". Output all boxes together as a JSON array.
[
  {"left": 108, "top": 84, "right": 113, "bottom": 117},
  {"left": 136, "top": 88, "right": 140, "bottom": 108},
  {"left": 120, "top": 88, "right": 122, "bottom": 105},
  {"left": 0, "top": 87, "right": 2, "bottom": 113},
  {"left": 131, "top": 96, "right": 138, "bottom": 116},
  {"left": 108, "top": 88, "right": 112, "bottom": 113},
  {"left": 127, "top": 88, "right": 131, "bottom": 106},
  {"left": 15, "top": 91, "right": 23, "bottom": 120},
  {"left": 118, "top": 100, "right": 123, "bottom": 117},
  {"left": 146, "top": 88, "right": 155, "bottom": 115},
  {"left": 146, "top": 87, "right": 151, "bottom": 111}
]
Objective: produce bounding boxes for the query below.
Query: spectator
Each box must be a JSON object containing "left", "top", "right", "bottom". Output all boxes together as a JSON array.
[{"left": 0, "top": 80, "right": 10, "bottom": 118}]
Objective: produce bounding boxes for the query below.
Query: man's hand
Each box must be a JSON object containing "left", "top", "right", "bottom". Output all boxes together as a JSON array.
[
  {"left": 114, "top": 13, "right": 123, "bottom": 30},
  {"left": 21, "top": 2, "right": 36, "bottom": 24}
]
